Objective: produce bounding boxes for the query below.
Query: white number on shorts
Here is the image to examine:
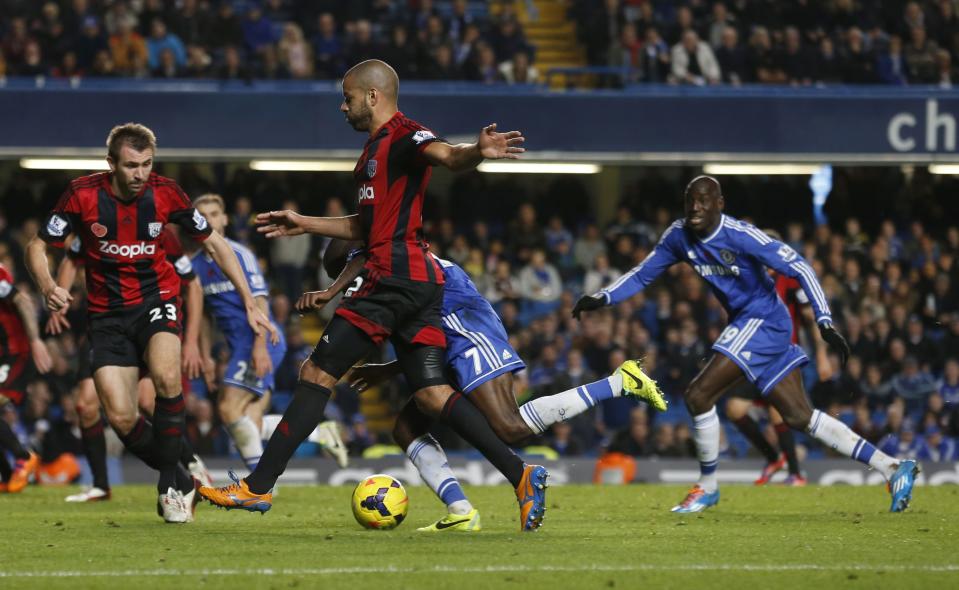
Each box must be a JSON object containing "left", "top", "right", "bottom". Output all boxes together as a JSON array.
[
  {"left": 344, "top": 276, "right": 363, "bottom": 298},
  {"left": 464, "top": 347, "right": 482, "bottom": 375},
  {"left": 718, "top": 326, "right": 740, "bottom": 345},
  {"left": 148, "top": 304, "right": 177, "bottom": 323},
  {"left": 233, "top": 361, "right": 248, "bottom": 381},
  {"left": 0, "top": 364, "right": 9, "bottom": 383}
]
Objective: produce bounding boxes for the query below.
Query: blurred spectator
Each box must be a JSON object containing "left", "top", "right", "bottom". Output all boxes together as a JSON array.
[
  {"left": 242, "top": 4, "right": 275, "bottom": 54},
  {"left": 109, "top": 18, "right": 147, "bottom": 77},
  {"left": 840, "top": 27, "right": 877, "bottom": 83},
  {"left": 217, "top": 45, "right": 250, "bottom": 81},
  {"left": 878, "top": 35, "right": 909, "bottom": 85},
  {"left": 312, "top": 12, "right": 343, "bottom": 79},
  {"left": 209, "top": 2, "right": 245, "bottom": 49},
  {"left": 277, "top": 23, "right": 313, "bottom": 79},
  {"left": 706, "top": 2, "right": 737, "bottom": 50},
  {"left": 74, "top": 16, "right": 108, "bottom": 71},
  {"left": 639, "top": 27, "right": 671, "bottom": 83},
  {"left": 607, "top": 407, "right": 651, "bottom": 456},
  {"left": 18, "top": 41, "right": 47, "bottom": 77},
  {"left": 715, "top": 26, "right": 748, "bottom": 85},
  {"left": 748, "top": 26, "right": 786, "bottom": 84},
  {"left": 518, "top": 249, "right": 563, "bottom": 321},
  {"left": 904, "top": 26, "right": 939, "bottom": 83},
  {"left": 671, "top": 30, "right": 721, "bottom": 85},
  {"left": 270, "top": 200, "right": 312, "bottom": 302},
  {"left": 146, "top": 19, "right": 186, "bottom": 71},
  {"left": 499, "top": 50, "right": 538, "bottom": 84},
  {"left": 488, "top": 16, "right": 533, "bottom": 63},
  {"left": 549, "top": 421, "right": 585, "bottom": 456},
  {"left": 381, "top": 25, "right": 418, "bottom": 78},
  {"left": 152, "top": 47, "right": 179, "bottom": 78}
]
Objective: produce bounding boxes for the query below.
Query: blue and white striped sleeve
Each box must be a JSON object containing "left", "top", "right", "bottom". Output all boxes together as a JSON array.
[
  {"left": 235, "top": 244, "right": 269, "bottom": 298},
  {"left": 598, "top": 221, "right": 682, "bottom": 305},
  {"left": 737, "top": 225, "right": 833, "bottom": 324}
]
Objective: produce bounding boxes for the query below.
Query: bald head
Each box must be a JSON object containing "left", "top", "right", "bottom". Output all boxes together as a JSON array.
[
  {"left": 344, "top": 59, "right": 399, "bottom": 103},
  {"left": 683, "top": 175, "right": 724, "bottom": 235},
  {"left": 685, "top": 175, "right": 721, "bottom": 198}
]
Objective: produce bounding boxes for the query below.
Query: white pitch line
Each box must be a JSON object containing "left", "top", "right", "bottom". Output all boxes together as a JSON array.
[{"left": 2, "top": 564, "right": 958, "bottom": 578}]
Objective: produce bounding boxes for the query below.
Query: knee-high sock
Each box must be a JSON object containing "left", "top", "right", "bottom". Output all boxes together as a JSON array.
[
  {"left": 441, "top": 392, "right": 525, "bottom": 488},
  {"left": 153, "top": 395, "right": 185, "bottom": 493},
  {"left": 226, "top": 416, "right": 264, "bottom": 471},
  {"left": 806, "top": 409, "right": 898, "bottom": 479},
  {"left": 246, "top": 381, "right": 330, "bottom": 494},
  {"left": 519, "top": 374, "right": 623, "bottom": 435},
  {"left": 118, "top": 416, "right": 193, "bottom": 493},
  {"left": 0, "top": 453, "right": 12, "bottom": 481},
  {"left": 732, "top": 415, "right": 779, "bottom": 463},
  {"left": 774, "top": 422, "right": 801, "bottom": 475},
  {"left": 406, "top": 435, "right": 472, "bottom": 515},
  {"left": 81, "top": 420, "right": 110, "bottom": 491},
  {"left": 0, "top": 418, "right": 29, "bottom": 460},
  {"left": 693, "top": 407, "right": 721, "bottom": 493}
]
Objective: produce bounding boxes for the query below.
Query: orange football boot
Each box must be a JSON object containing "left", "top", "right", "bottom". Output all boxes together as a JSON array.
[
  {"left": 198, "top": 470, "right": 272, "bottom": 513},
  {"left": 7, "top": 451, "right": 39, "bottom": 493},
  {"left": 515, "top": 464, "right": 549, "bottom": 531}
]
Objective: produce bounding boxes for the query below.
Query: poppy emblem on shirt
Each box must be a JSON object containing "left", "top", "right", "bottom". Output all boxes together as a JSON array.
[
  {"left": 366, "top": 159, "right": 377, "bottom": 178},
  {"left": 91, "top": 222, "right": 107, "bottom": 238},
  {"left": 720, "top": 249, "right": 736, "bottom": 264}
]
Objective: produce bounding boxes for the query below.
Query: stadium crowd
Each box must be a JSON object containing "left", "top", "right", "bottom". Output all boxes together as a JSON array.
[
  {"left": 3, "top": 1, "right": 959, "bottom": 86},
  {"left": 2, "top": 164, "right": 959, "bottom": 478}
]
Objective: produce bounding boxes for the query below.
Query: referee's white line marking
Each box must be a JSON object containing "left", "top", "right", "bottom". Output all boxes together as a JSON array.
[{"left": 1, "top": 564, "right": 957, "bottom": 578}]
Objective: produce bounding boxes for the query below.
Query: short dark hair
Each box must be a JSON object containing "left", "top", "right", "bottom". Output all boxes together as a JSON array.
[{"left": 106, "top": 123, "right": 157, "bottom": 161}]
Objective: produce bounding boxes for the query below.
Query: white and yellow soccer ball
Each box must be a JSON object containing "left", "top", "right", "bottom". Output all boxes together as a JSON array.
[{"left": 351, "top": 474, "right": 409, "bottom": 530}]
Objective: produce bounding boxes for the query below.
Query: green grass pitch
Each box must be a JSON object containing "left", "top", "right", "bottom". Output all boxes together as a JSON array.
[{"left": 1, "top": 484, "right": 956, "bottom": 589}]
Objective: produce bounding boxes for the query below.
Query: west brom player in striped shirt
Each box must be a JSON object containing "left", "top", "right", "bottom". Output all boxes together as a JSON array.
[
  {"left": 319, "top": 240, "right": 666, "bottom": 532},
  {"left": 25, "top": 123, "right": 277, "bottom": 522},
  {"left": 0, "top": 263, "right": 52, "bottom": 493},
  {"left": 200, "top": 59, "right": 548, "bottom": 530},
  {"left": 573, "top": 176, "right": 919, "bottom": 513}
]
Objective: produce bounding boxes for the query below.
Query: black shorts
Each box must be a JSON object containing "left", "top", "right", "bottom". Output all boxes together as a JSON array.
[
  {"left": 88, "top": 297, "right": 182, "bottom": 372},
  {"left": 310, "top": 269, "right": 447, "bottom": 391},
  {"left": 0, "top": 352, "right": 33, "bottom": 407}
]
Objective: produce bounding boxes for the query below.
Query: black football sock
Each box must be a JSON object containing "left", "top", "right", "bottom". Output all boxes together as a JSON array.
[
  {"left": 732, "top": 415, "right": 779, "bottom": 463},
  {"left": 153, "top": 395, "right": 186, "bottom": 494},
  {"left": 775, "top": 422, "right": 801, "bottom": 475},
  {"left": 441, "top": 392, "right": 525, "bottom": 488},
  {"left": 118, "top": 416, "right": 161, "bottom": 470},
  {"left": 81, "top": 419, "right": 110, "bottom": 491},
  {"left": 0, "top": 418, "right": 30, "bottom": 460},
  {"left": 179, "top": 434, "right": 198, "bottom": 471},
  {"left": 0, "top": 453, "right": 12, "bottom": 482},
  {"left": 246, "top": 381, "right": 330, "bottom": 494}
]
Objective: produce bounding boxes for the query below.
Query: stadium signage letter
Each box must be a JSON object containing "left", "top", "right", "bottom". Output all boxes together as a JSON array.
[{"left": 887, "top": 99, "right": 957, "bottom": 152}]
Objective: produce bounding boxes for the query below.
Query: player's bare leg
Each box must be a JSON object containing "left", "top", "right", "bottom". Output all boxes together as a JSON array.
[
  {"left": 767, "top": 369, "right": 918, "bottom": 511},
  {"left": 672, "top": 354, "right": 743, "bottom": 513},
  {"left": 468, "top": 374, "right": 536, "bottom": 446},
  {"left": 218, "top": 385, "right": 264, "bottom": 470},
  {"left": 66, "top": 378, "right": 111, "bottom": 502},
  {"left": 725, "top": 395, "right": 784, "bottom": 484},
  {"left": 767, "top": 405, "right": 803, "bottom": 483}
]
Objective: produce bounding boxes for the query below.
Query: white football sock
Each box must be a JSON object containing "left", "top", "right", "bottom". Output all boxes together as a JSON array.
[
  {"left": 406, "top": 435, "right": 472, "bottom": 515},
  {"left": 519, "top": 373, "right": 624, "bottom": 434},
  {"left": 693, "top": 407, "right": 720, "bottom": 493},
  {"left": 806, "top": 409, "right": 898, "bottom": 480},
  {"left": 225, "top": 416, "right": 263, "bottom": 471}
]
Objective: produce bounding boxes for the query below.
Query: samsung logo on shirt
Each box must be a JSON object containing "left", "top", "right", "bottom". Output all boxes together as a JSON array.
[
  {"left": 694, "top": 264, "right": 740, "bottom": 277},
  {"left": 203, "top": 280, "right": 236, "bottom": 295}
]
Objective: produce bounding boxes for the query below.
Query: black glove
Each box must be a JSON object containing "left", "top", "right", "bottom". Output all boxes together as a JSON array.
[
  {"left": 572, "top": 294, "right": 606, "bottom": 320},
  {"left": 819, "top": 321, "right": 851, "bottom": 368}
]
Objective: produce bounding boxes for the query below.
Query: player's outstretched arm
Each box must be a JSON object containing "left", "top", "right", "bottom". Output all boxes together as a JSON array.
[
  {"left": 45, "top": 252, "right": 78, "bottom": 335},
  {"left": 181, "top": 276, "right": 204, "bottom": 379},
  {"left": 255, "top": 210, "right": 363, "bottom": 240},
  {"left": 296, "top": 252, "right": 366, "bottom": 313},
  {"left": 25, "top": 236, "right": 73, "bottom": 314},
  {"left": 201, "top": 230, "right": 279, "bottom": 345},
  {"left": 12, "top": 289, "right": 52, "bottom": 374},
  {"left": 424, "top": 123, "right": 525, "bottom": 172},
  {"left": 251, "top": 296, "right": 274, "bottom": 378}
]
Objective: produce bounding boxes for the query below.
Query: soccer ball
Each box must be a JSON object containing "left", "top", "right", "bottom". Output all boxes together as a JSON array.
[{"left": 351, "top": 474, "right": 409, "bottom": 530}]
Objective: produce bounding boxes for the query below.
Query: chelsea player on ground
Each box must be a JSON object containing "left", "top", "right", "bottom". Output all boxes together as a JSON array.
[
  {"left": 318, "top": 240, "right": 666, "bottom": 531},
  {"left": 574, "top": 176, "right": 919, "bottom": 514},
  {"left": 191, "top": 194, "right": 287, "bottom": 472}
]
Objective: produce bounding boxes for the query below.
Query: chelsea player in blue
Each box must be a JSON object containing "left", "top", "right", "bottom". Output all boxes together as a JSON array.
[
  {"left": 574, "top": 176, "right": 919, "bottom": 514},
  {"left": 192, "top": 195, "right": 287, "bottom": 472},
  {"left": 312, "top": 240, "right": 666, "bottom": 532}
]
